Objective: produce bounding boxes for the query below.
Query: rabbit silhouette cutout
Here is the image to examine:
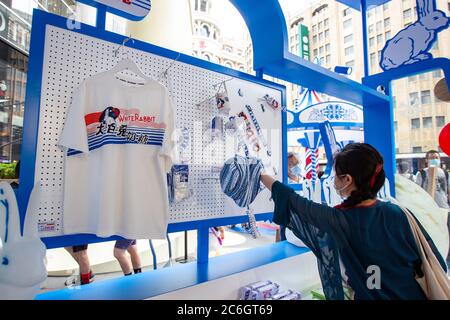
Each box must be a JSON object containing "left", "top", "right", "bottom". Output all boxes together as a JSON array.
[
  {"left": 0, "top": 182, "right": 47, "bottom": 300},
  {"left": 380, "top": 0, "right": 449, "bottom": 71}
]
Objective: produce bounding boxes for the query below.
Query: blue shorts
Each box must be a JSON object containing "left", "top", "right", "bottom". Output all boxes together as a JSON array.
[{"left": 115, "top": 239, "right": 137, "bottom": 250}]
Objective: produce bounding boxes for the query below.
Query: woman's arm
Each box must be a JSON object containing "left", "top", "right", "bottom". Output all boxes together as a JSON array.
[
  {"left": 266, "top": 177, "right": 342, "bottom": 232},
  {"left": 260, "top": 173, "right": 276, "bottom": 191}
]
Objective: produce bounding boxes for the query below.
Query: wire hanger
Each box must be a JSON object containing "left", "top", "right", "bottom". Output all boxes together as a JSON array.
[
  {"left": 157, "top": 52, "right": 181, "bottom": 82},
  {"left": 111, "top": 35, "right": 153, "bottom": 84}
]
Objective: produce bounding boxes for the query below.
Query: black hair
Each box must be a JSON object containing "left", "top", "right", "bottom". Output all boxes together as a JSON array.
[
  {"left": 334, "top": 143, "right": 385, "bottom": 208},
  {"left": 425, "top": 150, "right": 440, "bottom": 159}
]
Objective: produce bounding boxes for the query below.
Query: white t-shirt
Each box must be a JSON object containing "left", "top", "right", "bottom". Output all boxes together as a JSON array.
[{"left": 59, "top": 72, "right": 174, "bottom": 239}]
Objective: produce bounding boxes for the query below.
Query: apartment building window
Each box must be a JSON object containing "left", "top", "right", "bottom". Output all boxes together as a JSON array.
[
  {"left": 314, "top": 48, "right": 318, "bottom": 56},
  {"left": 324, "top": 29, "right": 330, "bottom": 38},
  {"left": 384, "top": 17, "right": 390, "bottom": 27},
  {"left": 419, "top": 73, "right": 428, "bottom": 80},
  {"left": 376, "top": 21, "right": 382, "bottom": 32},
  {"left": 324, "top": 18, "right": 329, "bottom": 27},
  {"left": 319, "top": 32, "right": 324, "bottom": 41},
  {"left": 368, "top": 24, "right": 374, "bottom": 34},
  {"left": 403, "top": 8, "right": 412, "bottom": 19},
  {"left": 319, "top": 46, "right": 324, "bottom": 55},
  {"left": 312, "top": 24, "right": 317, "bottom": 33},
  {"left": 318, "top": 21, "right": 323, "bottom": 29},
  {"left": 377, "top": 34, "right": 383, "bottom": 45},
  {"left": 412, "top": 146, "right": 422, "bottom": 153},
  {"left": 368, "top": 37, "right": 374, "bottom": 47},
  {"left": 423, "top": 117, "right": 432, "bottom": 128},
  {"left": 343, "top": 19, "right": 352, "bottom": 30},
  {"left": 344, "top": 34, "right": 353, "bottom": 44},
  {"left": 411, "top": 119, "right": 420, "bottom": 129},
  {"left": 325, "top": 43, "right": 331, "bottom": 52},
  {"left": 326, "top": 55, "right": 331, "bottom": 64},
  {"left": 436, "top": 116, "right": 446, "bottom": 127},
  {"left": 345, "top": 46, "right": 354, "bottom": 56},
  {"left": 313, "top": 35, "right": 317, "bottom": 43},
  {"left": 367, "top": 9, "right": 373, "bottom": 18},
  {"left": 409, "top": 92, "right": 419, "bottom": 106},
  {"left": 320, "top": 57, "right": 325, "bottom": 65},
  {"left": 421, "top": 90, "right": 431, "bottom": 104},
  {"left": 433, "top": 70, "right": 442, "bottom": 78},
  {"left": 448, "top": 2, "right": 450, "bottom": 11},
  {"left": 370, "top": 53, "right": 376, "bottom": 67},
  {"left": 409, "top": 75, "right": 417, "bottom": 82},
  {"left": 378, "top": 50, "right": 382, "bottom": 62},
  {"left": 383, "top": 3, "right": 389, "bottom": 10},
  {"left": 385, "top": 31, "right": 391, "bottom": 40},
  {"left": 392, "top": 96, "right": 397, "bottom": 108},
  {"left": 343, "top": 8, "right": 351, "bottom": 17},
  {"left": 394, "top": 121, "right": 398, "bottom": 131},
  {"left": 346, "top": 60, "right": 354, "bottom": 67}
]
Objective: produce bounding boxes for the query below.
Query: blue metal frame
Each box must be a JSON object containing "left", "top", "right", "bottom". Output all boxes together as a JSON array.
[
  {"left": 77, "top": 0, "right": 149, "bottom": 22},
  {"left": 19, "top": 10, "right": 287, "bottom": 253}
]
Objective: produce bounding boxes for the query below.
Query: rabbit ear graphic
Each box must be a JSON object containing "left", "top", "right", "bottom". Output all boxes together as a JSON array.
[
  {"left": 417, "top": 0, "right": 428, "bottom": 17},
  {"left": 0, "top": 182, "right": 21, "bottom": 244},
  {"left": 426, "top": 0, "right": 436, "bottom": 15},
  {"left": 23, "top": 184, "right": 41, "bottom": 239}
]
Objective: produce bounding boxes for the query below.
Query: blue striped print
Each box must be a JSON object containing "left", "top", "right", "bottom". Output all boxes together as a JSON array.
[
  {"left": 89, "top": 140, "right": 162, "bottom": 153},
  {"left": 89, "top": 136, "right": 163, "bottom": 149},
  {"left": 88, "top": 132, "right": 164, "bottom": 145},
  {"left": 133, "top": 1, "right": 151, "bottom": 10}
]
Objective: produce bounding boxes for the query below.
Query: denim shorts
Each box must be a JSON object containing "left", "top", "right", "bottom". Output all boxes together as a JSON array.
[{"left": 114, "top": 239, "right": 137, "bottom": 250}]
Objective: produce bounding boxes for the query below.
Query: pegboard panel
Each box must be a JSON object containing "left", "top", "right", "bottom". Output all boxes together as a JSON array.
[{"left": 34, "top": 25, "right": 282, "bottom": 237}]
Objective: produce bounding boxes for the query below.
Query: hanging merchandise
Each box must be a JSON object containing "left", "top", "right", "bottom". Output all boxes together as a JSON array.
[
  {"left": 175, "top": 127, "right": 190, "bottom": 163},
  {"left": 168, "top": 165, "right": 192, "bottom": 204},
  {"left": 220, "top": 155, "right": 264, "bottom": 238},
  {"left": 262, "top": 94, "right": 280, "bottom": 110},
  {"left": 59, "top": 61, "right": 175, "bottom": 240},
  {"left": 245, "top": 105, "right": 271, "bottom": 157},
  {"left": 226, "top": 116, "right": 250, "bottom": 156},
  {"left": 237, "top": 111, "right": 261, "bottom": 153},
  {"left": 215, "top": 82, "right": 231, "bottom": 115},
  {"left": 211, "top": 115, "right": 224, "bottom": 140}
]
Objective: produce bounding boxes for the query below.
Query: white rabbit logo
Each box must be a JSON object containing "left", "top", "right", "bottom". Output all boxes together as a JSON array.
[
  {"left": 0, "top": 182, "right": 47, "bottom": 300},
  {"left": 380, "top": 0, "right": 449, "bottom": 70}
]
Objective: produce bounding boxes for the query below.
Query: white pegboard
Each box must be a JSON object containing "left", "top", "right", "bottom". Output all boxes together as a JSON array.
[{"left": 35, "top": 25, "right": 282, "bottom": 237}]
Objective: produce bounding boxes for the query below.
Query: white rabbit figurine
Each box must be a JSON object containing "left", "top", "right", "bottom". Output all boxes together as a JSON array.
[
  {"left": 0, "top": 182, "right": 47, "bottom": 300},
  {"left": 380, "top": 0, "right": 449, "bottom": 71}
]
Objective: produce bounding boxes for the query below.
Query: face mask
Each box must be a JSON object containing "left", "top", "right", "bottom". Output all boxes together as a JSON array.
[
  {"left": 428, "top": 159, "right": 440, "bottom": 167},
  {"left": 333, "top": 175, "right": 350, "bottom": 199},
  {"left": 291, "top": 165, "right": 301, "bottom": 176}
]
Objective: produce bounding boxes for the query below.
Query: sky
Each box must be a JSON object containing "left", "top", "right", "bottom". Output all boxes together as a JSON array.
[{"left": 215, "top": 0, "right": 314, "bottom": 40}]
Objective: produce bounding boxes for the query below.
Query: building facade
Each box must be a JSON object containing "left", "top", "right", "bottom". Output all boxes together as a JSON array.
[
  {"left": 285, "top": 0, "right": 450, "bottom": 165},
  {"left": 190, "top": 0, "right": 245, "bottom": 71}
]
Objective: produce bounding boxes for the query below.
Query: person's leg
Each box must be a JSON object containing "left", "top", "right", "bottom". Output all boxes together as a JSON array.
[
  {"left": 114, "top": 240, "right": 133, "bottom": 275},
  {"left": 72, "top": 245, "right": 92, "bottom": 285},
  {"left": 126, "top": 240, "right": 142, "bottom": 274}
]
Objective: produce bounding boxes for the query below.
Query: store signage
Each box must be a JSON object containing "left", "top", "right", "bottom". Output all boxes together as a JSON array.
[
  {"left": 77, "top": 0, "right": 152, "bottom": 21},
  {"left": 298, "top": 24, "right": 310, "bottom": 61},
  {"left": 297, "top": 101, "right": 363, "bottom": 126}
]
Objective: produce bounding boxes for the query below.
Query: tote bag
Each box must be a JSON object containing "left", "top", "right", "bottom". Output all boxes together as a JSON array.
[{"left": 401, "top": 207, "right": 450, "bottom": 300}]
